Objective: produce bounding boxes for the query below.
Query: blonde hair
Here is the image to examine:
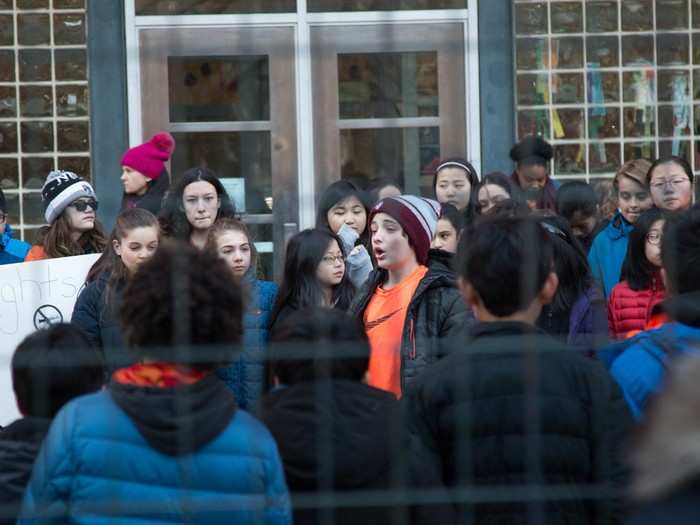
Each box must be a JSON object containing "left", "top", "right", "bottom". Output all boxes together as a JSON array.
[{"left": 614, "top": 159, "right": 652, "bottom": 190}]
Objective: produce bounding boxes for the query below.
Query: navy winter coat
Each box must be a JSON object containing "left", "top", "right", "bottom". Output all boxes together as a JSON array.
[
  {"left": 19, "top": 376, "right": 291, "bottom": 524},
  {"left": 350, "top": 249, "right": 474, "bottom": 392},
  {"left": 217, "top": 276, "right": 278, "bottom": 410},
  {"left": 70, "top": 276, "right": 130, "bottom": 373}
]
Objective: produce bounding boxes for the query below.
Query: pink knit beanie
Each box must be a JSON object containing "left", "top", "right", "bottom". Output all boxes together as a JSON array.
[{"left": 121, "top": 132, "right": 176, "bottom": 180}]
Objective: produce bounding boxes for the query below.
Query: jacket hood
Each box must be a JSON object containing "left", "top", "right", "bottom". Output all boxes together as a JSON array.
[
  {"left": 606, "top": 211, "right": 634, "bottom": 241},
  {"left": 258, "top": 380, "right": 400, "bottom": 490},
  {"left": 109, "top": 373, "right": 236, "bottom": 456}
]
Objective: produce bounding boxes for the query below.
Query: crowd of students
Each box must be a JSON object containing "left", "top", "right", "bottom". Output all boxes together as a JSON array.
[{"left": 1, "top": 132, "right": 700, "bottom": 523}]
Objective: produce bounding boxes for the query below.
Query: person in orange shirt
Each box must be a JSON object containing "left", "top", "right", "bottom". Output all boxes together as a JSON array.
[
  {"left": 350, "top": 195, "right": 472, "bottom": 398},
  {"left": 25, "top": 170, "right": 106, "bottom": 261}
]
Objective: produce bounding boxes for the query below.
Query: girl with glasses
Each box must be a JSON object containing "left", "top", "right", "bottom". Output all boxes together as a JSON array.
[
  {"left": 270, "top": 229, "right": 355, "bottom": 334},
  {"left": 608, "top": 208, "right": 672, "bottom": 340},
  {"left": 25, "top": 170, "right": 106, "bottom": 261},
  {"left": 315, "top": 180, "right": 374, "bottom": 288},
  {"left": 206, "top": 218, "right": 278, "bottom": 410},
  {"left": 647, "top": 156, "right": 695, "bottom": 211}
]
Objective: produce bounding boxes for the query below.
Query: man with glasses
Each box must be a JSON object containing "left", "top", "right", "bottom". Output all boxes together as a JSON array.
[{"left": 0, "top": 188, "right": 30, "bottom": 265}]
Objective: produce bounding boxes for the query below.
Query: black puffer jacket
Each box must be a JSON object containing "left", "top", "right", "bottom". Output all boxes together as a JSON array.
[
  {"left": 350, "top": 249, "right": 473, "bottom": 392},
  {"left": 258, "top": 380, "right": 454, "bottom": 525},
  {"left": 407, "top": 321, "right": 631, "bottom": 525},
  {"left": 350, "top": 250, "right": 474, "bottom": 392},
  {"left": 0, "top": 417, "right": 51, "bottom": 525}
]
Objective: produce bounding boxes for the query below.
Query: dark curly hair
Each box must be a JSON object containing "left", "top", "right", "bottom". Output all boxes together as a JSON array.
[
  {"left": 119, "top": 240, "right": 244, "bottom": 370},
  {"left": 158, "top": 167, "right": 237, "bottom": 241}
]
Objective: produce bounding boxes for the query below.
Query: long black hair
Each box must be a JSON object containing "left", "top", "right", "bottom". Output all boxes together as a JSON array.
[
  {"left": 538, "top": 215, "right": 593, "bottom": 314},
  {"left": 315, "top": 180, "right": 372, "bottom": 247},
  {"left": 270, "top": 228, "right": 355, "bottom": 328},
  {"left": 433, "top": 157, "right": 480, "bottom": 221},
  {"left": 623, "top": 208, "right": 669, "bottom": 291},
  {"left": 474, "top": 171, "right": 519, "bottom": 215},
  {"left": 158, "top": 167, "right": 237, "bottom": 241}
]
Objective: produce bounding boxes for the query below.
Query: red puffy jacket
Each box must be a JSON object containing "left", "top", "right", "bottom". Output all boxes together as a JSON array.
[{"left": 607, "top": 274, "right": 666, "bottom": 340}]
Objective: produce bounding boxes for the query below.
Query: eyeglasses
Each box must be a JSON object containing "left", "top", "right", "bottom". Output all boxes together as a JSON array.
[
  {"left": 321, "top": 254, "right": 345, "bottom": 265},
  {"left": 69, "top": 199, "right": 99, "bottom": 212},
  {"left": 646, "top": 231, "right": 662, "bottom": 245},
  {"left": 650, "top": 177, "right": 690, "bottom": 191}
]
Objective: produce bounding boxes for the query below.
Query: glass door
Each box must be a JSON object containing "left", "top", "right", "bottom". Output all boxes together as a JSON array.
[
  {"left": 139, "top": 27, "right": 298, "bottom": 280},
  {"left": 311, "top": 23, "right": 468, "bottom": 197}
]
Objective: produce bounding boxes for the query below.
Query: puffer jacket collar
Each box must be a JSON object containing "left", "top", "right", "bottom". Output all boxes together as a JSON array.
[
  {"left": 0, "top": 224, "right": 14, "bottom": 249},
  {"left": 352, "top": 249, "right": 456, "bottom": 315},
  {"left": 605, "top": 211, "right": 634, "bottom": 242}
]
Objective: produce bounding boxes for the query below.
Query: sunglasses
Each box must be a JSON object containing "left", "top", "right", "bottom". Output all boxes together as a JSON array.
[{"left": 70, "top": 199, "right": 98, "bottom": 212}]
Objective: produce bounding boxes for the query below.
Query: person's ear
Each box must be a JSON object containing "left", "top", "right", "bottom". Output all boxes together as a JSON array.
[
  {"left": 217, "top": 197, "right": 221, "bottom": 210},
  {"left": 539, "top": 271, "right": 559, "bottom": 306},
  {"left": 112, "top": 239, "right": 122, "bottom": 257},
  {"left": 458, "top": 276, "right": 480, "bottom": 309}
]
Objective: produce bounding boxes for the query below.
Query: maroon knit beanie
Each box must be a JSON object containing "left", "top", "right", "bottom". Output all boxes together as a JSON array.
[
  {"left": 369, "top": 195, "right": 441, "bottom": 265},
  {"left": 121, "top": 132, "right": 176, "bottom": 180}
]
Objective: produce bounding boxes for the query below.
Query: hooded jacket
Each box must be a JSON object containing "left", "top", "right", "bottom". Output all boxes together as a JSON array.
[
  {"left": 258, "top": 380, "right": 453, "bottom": 525},
  {"left": 217, "top": 272, "right": 278, "bottom": 410},
  {"left": 0, "top": 224, "right": 30, "bottom": 265},
  {"left": 0, "top": 417, "right": 51, "bottom": 525},
  {"left": 350, "top": 249, "right": 473, "bottom": 392},
  {"left": 607, "top": 292, "right": 700, "bottom": 419},
  {"left": 71, "top": 274, "right": 129, "bottom": 373},
  {"left": 608, "top": 274, "right": 666, "bottom": 340},
  {"left": 19, "top": 374, "right": 291, "bottom": 524},
  {"left": 588, "top": 212, "right": 634, "bottom": 299},
  {"left": 407, "top": 321, "right": 631, "bottom": 525}
]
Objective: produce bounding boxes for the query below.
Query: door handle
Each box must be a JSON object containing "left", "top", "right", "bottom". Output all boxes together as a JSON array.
[{"left": 283, "top": 222, "right": 298, "bottom": 246}]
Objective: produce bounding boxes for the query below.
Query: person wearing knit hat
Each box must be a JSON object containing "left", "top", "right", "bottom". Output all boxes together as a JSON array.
[
  {"left": 120, "top": 132, "right": 175, "bottom": 215},
  {"left": 25, "top": 171, "right": 106, "bottom": 261},
  {"left": 350, "top": 195, "right": 472, "bottom": 398},
  {"left": 509, "top": 135, "right": 559, "bottom": 212}
]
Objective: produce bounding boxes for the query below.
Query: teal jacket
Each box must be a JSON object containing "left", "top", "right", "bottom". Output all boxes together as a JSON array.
[{"left": 588, "top": 212, "right": 634, "bottom": 299}]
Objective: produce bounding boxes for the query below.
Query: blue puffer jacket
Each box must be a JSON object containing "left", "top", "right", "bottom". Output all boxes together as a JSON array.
[
  {"left": 606, "top": 322, "right": 700, "bottom": 419},
  {"left": 217, "top": 274, "right": 278, "bottom": 410},
  {"left": 19, "top": 379, "right": 291, "bottom": 524},
  {"left": 588, "top": 212, "right": 634, "bottom": 299},
  {"left": 0, "top": 225, "right": 30, "bottom": 265}
]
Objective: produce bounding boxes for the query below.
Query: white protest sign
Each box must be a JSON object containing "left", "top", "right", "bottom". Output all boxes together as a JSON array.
[{"left": 0, "top": 253, "right": 100, "bottom": 425}]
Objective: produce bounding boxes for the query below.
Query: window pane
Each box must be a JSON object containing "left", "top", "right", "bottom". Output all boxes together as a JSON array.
[
  {"left": 552, "top": 73, "right": 583, "bottom": 104},
  {"left": 518, "top": 73, "right": 549, "bottom": 105},
  {"left": 586, "top": 1, "right": 618, "bottom": 32},
  {"left": 658, "top": 69, "right": 690, "bottom": 102},
  {"left": 657, "top": 33, "right": 689, "bottom": 66},
  {"left": 22, "top": 157, "right": 54, "bottom": 189},
  {"left": 518, "top": 109, "right": 550, "bottom": 140},
  {"left": 589, "top": 143, "right": 621, "bottom": 173},
  {"left": 0, "top": 86, "right": 16, "bottom": 118},
  {"left": 338, "top": 52, "right": 438, "bottom": 119},
  {"left": 554, "top": 144, "right": 586, "bottom": 175},
  {"left": 0, "top": 159, "right": 18, "bottom": 190},
  {"left": 625, "top": 141, "right": 656, "bottom": 161},
  {"left": 136, "top": 0, "right": 295, "bottom": 14},
  {"left": 623, "top": 70, "right": 655, "bottom": 103},
  {"left": 168, "top": 56, "right": 270, "bottom": 122},
  {"left": 656, "top": 0, "right": 689, "bottom": 30},
  {"left": 551, "top": 2, "right": 583, "bottom": 34},
  {"left": 516, "top": 38, "right": 549, "bottom": 70},
  {"left": 588, "top": 107, "right": 620, "bottom": 139},
  {"left": 622, "top": 0, "right": 653, "bottom": 31},
  {"left": 587, "top": 36, "right": 619, "bottom": 68},
  {"left": 170, "top": 131, "right": 272, "bottom": 214},
  {"left": 308, "top": 0, "right": 466, "bottom": 12},
  {"left": 624, "top": 107, "right": 656, "bottom": 138},
  {"left": 552, "top": 108, "right": 584, "bottom": 139},
  {"left": 339, "top": 127, "right": 439, "bottom": 196},
  {"left": 659, "top": 105, "right": 691, "bottom": 136},
  {"left": 515, "top": 3, "right": 548, "bottom": 35},
  {"left": 659, "top": 139, "right": 691, "bottom": 162},
  {"left": 22, "top": 192, "right": 45, "bottom": 225},
  {"left": 622, "top": 35, "right": 654, "bottom": 66},
  {"left": 552, "top": 37, "right": 583, "bottom": 69}
]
